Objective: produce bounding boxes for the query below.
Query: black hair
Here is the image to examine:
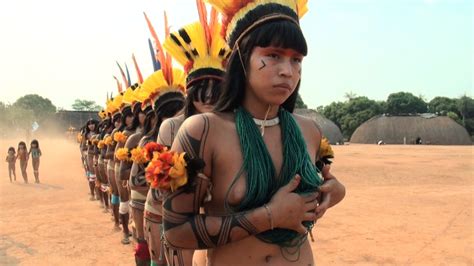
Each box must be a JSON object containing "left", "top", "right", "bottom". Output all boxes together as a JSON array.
[
  {"left": 145, "top": 92, "right": 184, "bottom": 141},
  {"left": 85, "top": 119, "right": 99, "bottom": 137},
  {"left": 184, "top": 78, "right": 223, "bottom": 118},
  {"left": 30, "top": 139, "right": 39, "bottom": 150},
  {"left": 120, "top": 106, "right": 139, "bottom": 132},
  {"left": 215, "top": 19, "right": 307, "bottom": 113},
  {"left": 17, "top": 141, "right": 28, "bottom": 154}
]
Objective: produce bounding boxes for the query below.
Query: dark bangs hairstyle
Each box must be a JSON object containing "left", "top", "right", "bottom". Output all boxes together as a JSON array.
[
  {"left": 215, "top": 19, "right": 307, "bottom": 113},
  {"left": 184, "top": 78, "right": 222, "bottom": 118},
  {"left": 17, "top": 141, "right": 28, "bottom": 154},
  {"left": 85, "top": 119, "right": 99, "bottom": 135},
  {"left": 30, "top": 139, "right": 40, "bottom": 149},
  {"left": 121, "top": 106, "right": 139, "bottom": 132},
  {"left": 145, "top": 92, "right": 184, "bottom": 141}
]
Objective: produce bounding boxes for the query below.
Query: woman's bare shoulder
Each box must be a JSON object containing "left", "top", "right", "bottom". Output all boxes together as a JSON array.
[
  {"left": 292, "top": 113, "right": 322, "bottom": 142},
  {"left": 125, "top": 132, "right": 142, "bottom": 148},
  {"left": 172, "top": 112, "right": 233, "bottom": 157}
]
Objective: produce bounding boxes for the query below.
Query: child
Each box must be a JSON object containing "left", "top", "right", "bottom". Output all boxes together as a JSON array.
[
  {"left": 17, "top": 141, "right": 28, "bottom": 183},
  {"left": 29, "top": 139, "right": 42, "bottom": 184},
  {"left": 5, "top": 147, "right": 17, "bottom": 182}
]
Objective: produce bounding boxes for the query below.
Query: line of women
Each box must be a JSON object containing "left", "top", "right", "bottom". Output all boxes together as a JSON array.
[{"left": 78, "top": 0, "right": 345, "bottom": 265}]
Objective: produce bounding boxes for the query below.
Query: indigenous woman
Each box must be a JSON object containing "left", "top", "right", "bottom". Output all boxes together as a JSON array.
[
  {"left": 97, "top": 110, "right": 113, "bottom": 211},
  {"left": 159, "top": 2, "right": 231, "bottom": 148},
  {"left": 85, "top": 119, "right": 99, "bottom": 200},
  {"left": 141, "top": 13, "right": 187, "bottom": 266},
  {"left": 157, "top": 2, "right": 230, "bottom": 264},
  {"left": 162, "top": 1, "right": 345, "bottom": 265},
  {"left": 105, "top": 96, "right": 123, "bottom": 230},
  {"left": 114, "top": 88, "right": 140, "bottom": 245}
]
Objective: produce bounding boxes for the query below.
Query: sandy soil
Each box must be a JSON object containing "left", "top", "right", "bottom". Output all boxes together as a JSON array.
[{"left": 0, "top": 138, "right": 472, "bottom": 265}]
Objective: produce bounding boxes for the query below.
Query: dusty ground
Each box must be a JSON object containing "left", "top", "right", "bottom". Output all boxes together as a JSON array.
[{"left": 0, "top": 137, "right": 472, "bottom": 265}]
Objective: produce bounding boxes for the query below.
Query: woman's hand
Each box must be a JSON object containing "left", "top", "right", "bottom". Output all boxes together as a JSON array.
[
  {"left": 314, "top": 165, "right": 345, "bottom": 220},
  {"left": 268, "top": 175, "right": 320, "bottom": 234}
]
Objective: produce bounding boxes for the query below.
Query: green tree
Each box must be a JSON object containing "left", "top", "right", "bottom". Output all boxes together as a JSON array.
[
  {"left": 295, "top": 94, "right": 308, "bottom": 109},
  {"left": 386, "top": 92, "right": 427, "bottom": 115},
  {"left": 320, "top": 97, "right": 384, "bottom": 139},
  {"left": 13, "top": 94, "right": 56, "bottom": 122},
  {"left": 457, "top": 95, "right": 474, "bottom": 135},
  {"left": 72, "top": 99, "right": 102, "bottom": 111},
  {"left": 428, "top": 97, "right": 459, "bottom": 115},
  {"left": 447, "top": 111, "right": 462, "bottom": 124},
  {"left": 320, "top": 101, "right": 346, "bottom": 130},
  {"left": 344, "top": 91, "right": 358, "bottom": 101},
  {"left": 342, "top": 97, "right": 383, "bottom": 139}
]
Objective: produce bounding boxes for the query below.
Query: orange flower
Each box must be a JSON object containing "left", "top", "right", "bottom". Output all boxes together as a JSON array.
[
  {"left": 97, "top": 140, "right": 105, "bottom": 149},
  {"left": 77, "top": 133, "right": 83, "bottom": 143},
  {"left": 145, "top": 150, "right": 189, "bottom": 191},
  {"left": 114, "top": 131, "right": 128, "bottom": 143},
  {"left": 144, "top": 142, "right": 167, "bottom": 161},
  {"left": 104, "top": 136, "right": 113, "bottom": 146},
  {"left": 130, "top": 147, "right": 147, "bottom": 164},
  {"left": 92, "top": 139, "right": 99, "bottom": 145},
  {"left": 115, "top": 147, "right": 130, "bottom": 161}
]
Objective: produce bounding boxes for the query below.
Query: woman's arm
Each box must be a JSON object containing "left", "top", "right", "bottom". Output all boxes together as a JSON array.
[{"left": 163, "top": 115, "right": 319, "bottom": 250}]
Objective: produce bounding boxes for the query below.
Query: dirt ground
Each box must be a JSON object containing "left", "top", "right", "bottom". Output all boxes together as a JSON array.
[{"left": 0, "top": 137, "right": 472, "bottom": 265}]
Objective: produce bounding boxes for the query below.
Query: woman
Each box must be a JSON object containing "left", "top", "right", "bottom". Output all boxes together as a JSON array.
[
  {"left": 141, "top": 13, "right": 187, "bottom": 266},
  {"left": 158, "top": 3, "right": 231, "bottom": 148},
  {"left": 162, "top": 1, "right": 345, "bottom": 265},
  {"left": 114, "top": 90, "right": 140, "bottom": 245},
  {"left": 105, "top": 96, "right": 123, "bottom": 230},
  {"left": 97, "top": 111, "right": 113, "bottom": 211},
  {"left": 85, "top": 119, "right": 99, "bottom": 200},
  {"left": 157, "top": 4, "right": 230, "bottom": 264}
]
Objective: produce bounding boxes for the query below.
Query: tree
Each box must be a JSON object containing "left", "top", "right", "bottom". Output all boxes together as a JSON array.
[
  {"left": 295, "top": 94, "right": 308, "bottom": 109},
  {"left": 344, "top": 91, "right": 358, "bottom": 101},
  {"left": 342, "top": 97, "right": 383, "bottom": 139},
  {"left": 386, "top": 92, "right": 427, "bottom": 115},
  {"left": 428, "top": 97, "right": 459, "bottom": 116},
  {"left": 457, "top": 95, "right": 474, "bottom": 136},
  {"left": 13, "top": 94, "right": 56, "bottom": 122},
  {"left": 320, "top": 97, "right": 384, "bottom": 139},
  {"left": 447, "top": 111, "right": 462, "bottom": 124},
  {"left": 72, "top": 99, "right": 103, "bottom": 111}
]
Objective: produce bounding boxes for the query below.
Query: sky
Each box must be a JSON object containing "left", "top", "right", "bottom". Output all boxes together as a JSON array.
[{"left": 0, "top": 0, "right": 472, "bottom": 110}]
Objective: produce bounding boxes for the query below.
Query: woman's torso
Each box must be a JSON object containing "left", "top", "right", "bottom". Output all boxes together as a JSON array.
[{"left": 197, "top": 112, "right": 320, "bottom": 265}]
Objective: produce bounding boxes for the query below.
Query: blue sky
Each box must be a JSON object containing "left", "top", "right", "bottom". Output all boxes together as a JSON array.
[{"left": 0, "top": 0, "right": 472, "bottom": 109}]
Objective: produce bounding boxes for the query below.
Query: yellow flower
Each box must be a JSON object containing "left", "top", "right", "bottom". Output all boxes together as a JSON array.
[
  {"left": 92, "top": 139, "right": 99, "bottom": 145},
  {"left": 319, "top": 137, "right": 334, "bottom": 159},
  {"left": 114, "top": 131, "right": 128, "bottom": 143},
  {"left": 104, "top": 136, "right": 113, "bottom": 146},
  {"left": 115, "top": 147, "right": 130, "bottom": 161},
  {"left": 130, "top": 147, "right": 147, "bottom": 164},
  {"left": 169, "top": 152, "right": 188, "bottom": 192},
  {"left": 97, "top": 140, "right": 105, "bottom": 149},
  {"left": 77, "top": 133, "right": 83, "bottom": 143}
]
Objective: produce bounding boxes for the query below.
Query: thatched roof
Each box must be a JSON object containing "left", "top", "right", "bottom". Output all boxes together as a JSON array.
[
  {"left": 294, "top": 108, "right": 344, "bottom": 144},
  {"left": 351, "top": 114, "right": 471, "bottom": 145}
]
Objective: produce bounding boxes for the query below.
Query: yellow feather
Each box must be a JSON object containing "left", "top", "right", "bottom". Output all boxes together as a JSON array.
[{"left": 122, "top": 87, "right": 135, "bottom": 105}]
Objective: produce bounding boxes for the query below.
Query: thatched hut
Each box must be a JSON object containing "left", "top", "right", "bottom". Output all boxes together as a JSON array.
[
  {"left": 294, "top": 109, "right": 344, "bottom": 144},
  {"left": 351, "top": 114, "right": 471, "bottom": 145}
]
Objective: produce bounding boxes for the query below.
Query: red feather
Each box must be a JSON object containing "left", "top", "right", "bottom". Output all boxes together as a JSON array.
[{"left": 132, "top": 54, "right": 144, "bottom": 84}]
